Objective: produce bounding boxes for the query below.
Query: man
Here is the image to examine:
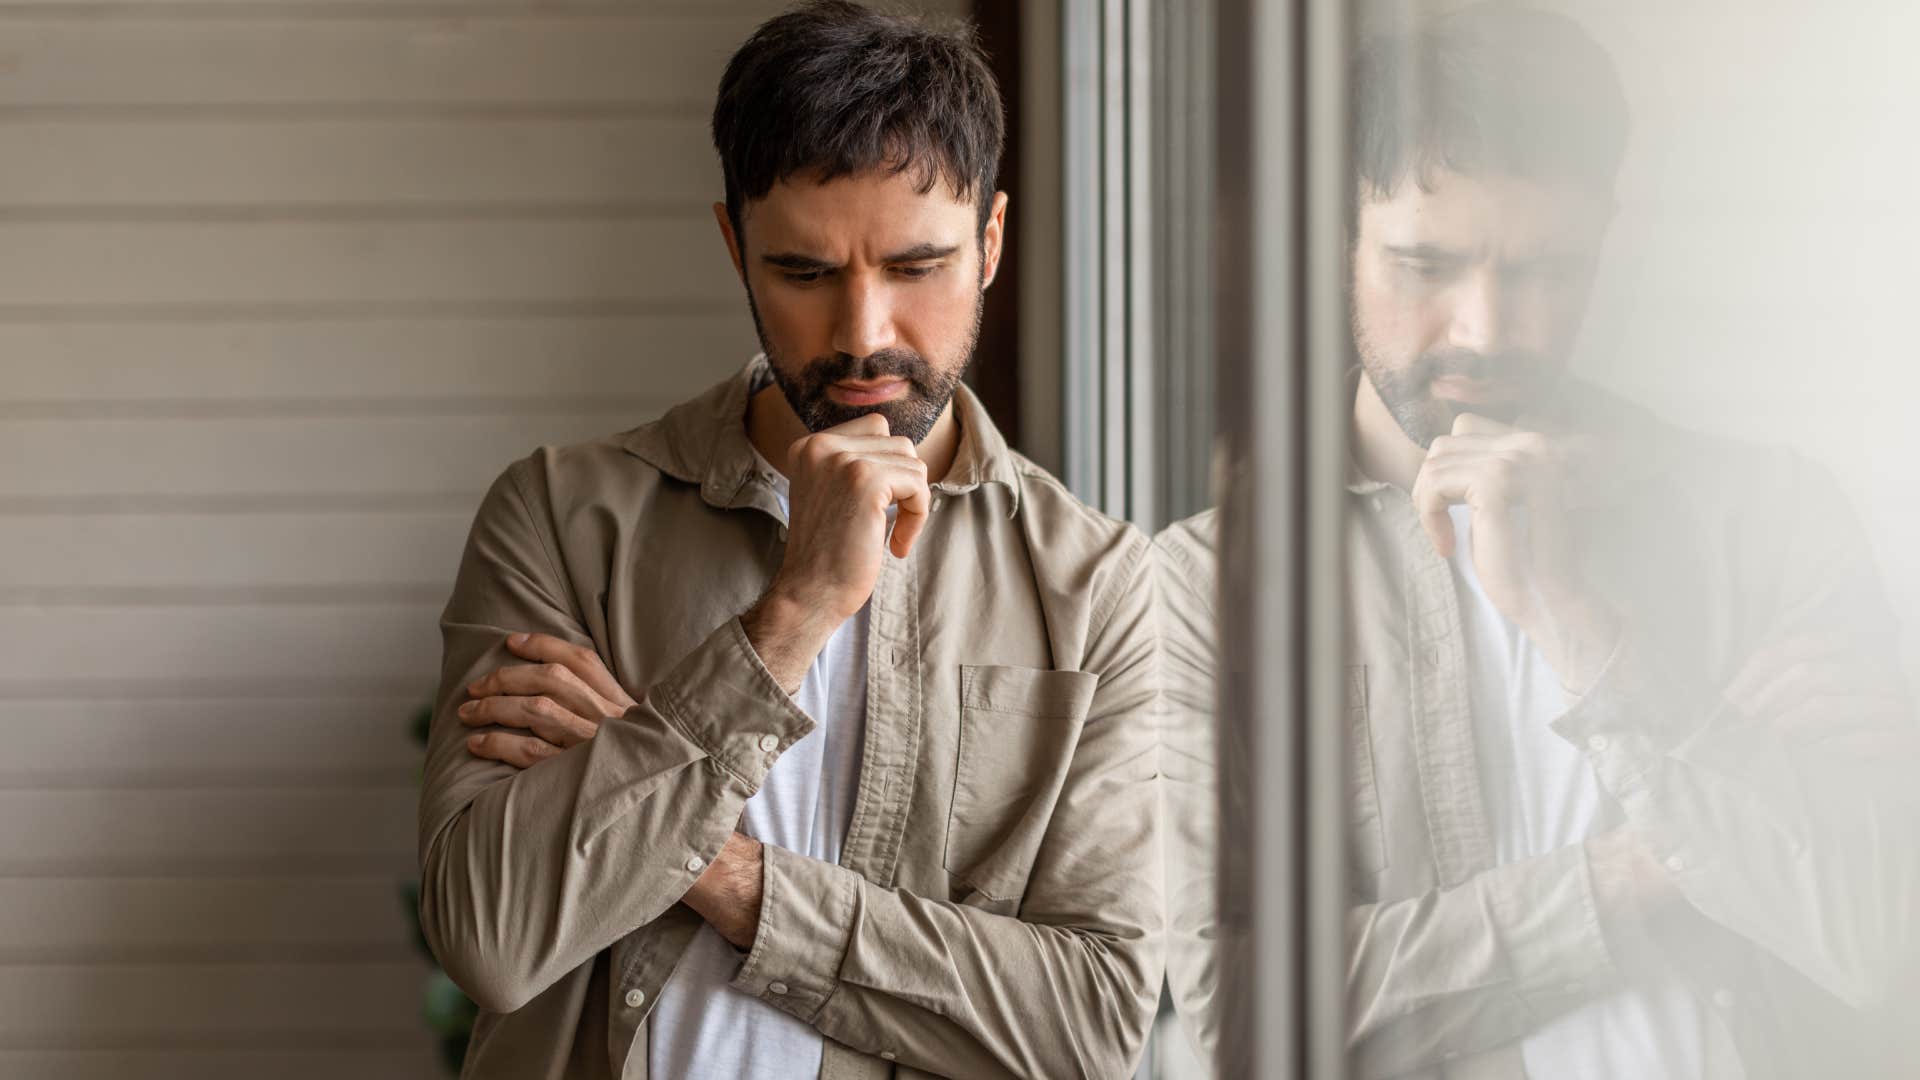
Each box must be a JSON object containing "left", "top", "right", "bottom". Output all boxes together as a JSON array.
[
  {"left": 1161, "top": 6, "right": 1919, "bottom": 1078},
  {"left": 414, "top": 4, "right": 1162, "bottom": 1078}
]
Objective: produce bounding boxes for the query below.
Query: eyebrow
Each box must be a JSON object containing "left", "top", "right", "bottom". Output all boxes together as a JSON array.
[
  {"left": 1384, "top": 243, "right": 1468, "bottom": 260},
  {"left": 881, "top": 242, "right": 961, "bottom": 263},
  {"left": 761, "top": 252, "right": 837, "bottom": 272},
  {"left": 759, "top": 243, "right": 962, "bottom": 272}
]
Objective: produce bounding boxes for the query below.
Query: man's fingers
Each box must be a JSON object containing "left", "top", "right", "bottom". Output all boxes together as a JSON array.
[
  {"left": 466, "top": 663, "right": 613, "bottom": 725},
  {"left": 505, "top": 632, "right": 635, "bottom": 711},
  {"left": 466, "top": 730, "right": 563, "bottom": 770},
  {"left": 458, "top": 695, "right": 598, "bottom": 747},
  {"left": 1451, "top": 412, "right": 1515, "bottom": 437},
  {"left": 1409, "top": 466, "right": 1458, "bottom": 558},
  {"left": 1725, "top": 637, "right": 1848, "bottom": 712},
  {"left": 889, "top": 477, "right": 933, "bottom": 558}
]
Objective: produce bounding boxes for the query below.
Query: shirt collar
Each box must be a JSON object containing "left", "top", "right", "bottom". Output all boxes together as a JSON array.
[{"left": 622, "top": 354, "right": 1023, "bottom": 516}]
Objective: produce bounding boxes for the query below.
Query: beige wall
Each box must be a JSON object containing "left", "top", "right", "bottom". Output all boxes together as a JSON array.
[{"left": 0, "top": 1, "right": 962, "bottom": 1076}]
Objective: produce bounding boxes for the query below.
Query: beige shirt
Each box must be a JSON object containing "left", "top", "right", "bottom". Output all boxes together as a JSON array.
[
  {"left": 1157, "top": 381, "right": 1920, "bottom": 1079},
  {"left": 416, "top": 357, "right": 1163, "bottom": 1079}
]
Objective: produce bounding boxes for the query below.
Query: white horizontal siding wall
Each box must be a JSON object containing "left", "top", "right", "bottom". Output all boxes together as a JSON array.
[{"left": 0, "top": 1, "right": 964, "bottom": 1077}]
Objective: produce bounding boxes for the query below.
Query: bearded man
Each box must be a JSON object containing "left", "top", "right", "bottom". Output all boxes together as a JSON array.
[
  {"left": 1159, "top": 6, "right": 1920, "bottom": 1078},
  {"left": 414, "top": 5, "right": 1162, "bottom": 1077}
]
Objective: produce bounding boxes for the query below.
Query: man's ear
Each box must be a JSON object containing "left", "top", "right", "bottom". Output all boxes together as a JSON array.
[
  {"left": 714, "top": 202, "right": 746, "bottom": 283},
  {"left": 980, "top": 190, "right": 1010, "bottom": 290}
]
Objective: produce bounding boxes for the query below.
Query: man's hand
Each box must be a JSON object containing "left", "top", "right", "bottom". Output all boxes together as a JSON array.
[
  {"left": 1411, "top": 412, "right": 1620, "bottom": 692},
  {"left": 1586, "top": 827, "right": 1698, "bottom": 975},
  {"left": 744, "top": 413, "right": 932, "bottom": 691},
  {"left": 683, "top": 832, "right": 765, "bottom": 950},
  {"left": 460, "top": 631, "right": 633, "bottom": 768}
]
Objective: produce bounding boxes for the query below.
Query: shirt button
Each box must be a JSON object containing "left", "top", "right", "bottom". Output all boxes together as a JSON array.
[
  {"left": 1663, "top": 854, "right": 1685, "bottom": 873},
  {"left": 881, "top": 1051, "right": 898, "bottom": 1061},
  {"left": 686, "top": 855, "right": 706, "bottom": 874},
  {"left": 769, "top": 981, "right": 788, "bottom": 995},
  {"left": 1370, "top": 496, "right": 1384, "bottom": 512},
  {"left": 757, "top": 734, "right": 780, "bottom": 752},
  {"left": 624, "top": 988, "right": 646, "bottom": 1008},
  {"left": 1587, "top": 734, "right": 1610, "bottom": 752},
  {"left": 778, "top": 525, "right": 789, "bottom": 542}
]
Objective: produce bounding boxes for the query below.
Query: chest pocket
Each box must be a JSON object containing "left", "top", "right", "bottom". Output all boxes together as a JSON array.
[
  {"left": 1348, "top": 664, "right": 1390, "bottom": 876},
  {"left": 943, "top": 664, "right": 1099, "bottom": 908}
]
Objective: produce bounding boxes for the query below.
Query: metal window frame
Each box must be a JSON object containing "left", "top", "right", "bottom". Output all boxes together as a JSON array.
[
  {"left": 1213, "top": 0, "right": 1351, "bottom": 1076},
  {"left": 1061, "top": 0, "right": 1163, "bottom": 526},
  {"left": 1059, "top": 0, "right": 1352, "bottom": 1074}
]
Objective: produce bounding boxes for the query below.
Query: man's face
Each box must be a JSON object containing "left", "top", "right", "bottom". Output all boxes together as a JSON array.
[
  {"left": 1350, "top": 167, "right": 1611, "bottom": 446},
  {"left": 720, "top": 169, "right": 1005, "bottom": 443}
]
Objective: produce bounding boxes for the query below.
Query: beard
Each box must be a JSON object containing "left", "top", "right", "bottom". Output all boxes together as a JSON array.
[
  {"left": 746, "top": 285, "right": 984, "bottom": 445},
  {"left": 1357, "top": 337, "right": 1558, "bottom": 448}
]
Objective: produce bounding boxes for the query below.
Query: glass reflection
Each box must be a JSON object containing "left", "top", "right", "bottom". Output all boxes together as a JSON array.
[{"left": 1161, "top": 3, "right": 1920, "bottom": 1077}]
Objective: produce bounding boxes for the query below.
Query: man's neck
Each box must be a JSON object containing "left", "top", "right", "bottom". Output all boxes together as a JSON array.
[
  {"left": 1351, "top": 375, "right": 1425, "bottom": 492},
  {"left": 745, "top": 385, "right": 962, "bottom": 483}
]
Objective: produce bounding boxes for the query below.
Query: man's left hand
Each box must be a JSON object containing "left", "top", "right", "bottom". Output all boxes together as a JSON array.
[
  {"left": 461, "top": 633, "right": 763, "bottom": 949},
  {"left": 1411, "top": 412, "right": 1621, "bottom": 692},
  {"left": 460, "top": 632, "right": 629, "bottom": 767}
]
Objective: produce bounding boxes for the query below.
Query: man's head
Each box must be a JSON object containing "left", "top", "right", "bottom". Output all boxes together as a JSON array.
[
  {"left": 1349, "top": 4, "right": 1629, "bottom": 445},
  {"left": 711, "top": 0, "right": 1008, "bottom": 443}
]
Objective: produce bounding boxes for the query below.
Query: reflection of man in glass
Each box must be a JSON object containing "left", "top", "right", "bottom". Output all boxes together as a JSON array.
[{"left": 1161, "top": 5, "right": 1919, "bottom": 1077}]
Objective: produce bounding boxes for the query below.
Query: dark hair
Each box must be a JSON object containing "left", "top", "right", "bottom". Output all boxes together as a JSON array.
[
  {"left": 711, "top": 0, "right": 1006, "bottom": 236},
  {"left": 1351, "top": 3, "right": 1629, "bottom": 213}
]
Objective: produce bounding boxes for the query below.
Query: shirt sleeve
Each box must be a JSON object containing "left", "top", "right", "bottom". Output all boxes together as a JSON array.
[
  {"left": 1550, "top": 450, "right": 1920, "bottom": 1010},
  {"left": 1345, "top": 844, "right": 1623, "bottom": 1077},
  {"left": 415, "top": 455, "right": 815, "bottom": 1014},
  {"left": 722, "top": 533, "right": 1165, "bottom": 1079},
  {"left": 1152, "top": 511, "right": 1627, "bottom": 1078}
]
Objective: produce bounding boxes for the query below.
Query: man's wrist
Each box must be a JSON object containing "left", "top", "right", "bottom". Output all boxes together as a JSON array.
[
  {"left": 1532, "top": 594, "right": 1622, "bottom": 696},
  {"left": 741, "top": 583, "right": 840, "bottom": 693},
  {"left": 684, "top": 832, "right": 764, "bottom": 950}
]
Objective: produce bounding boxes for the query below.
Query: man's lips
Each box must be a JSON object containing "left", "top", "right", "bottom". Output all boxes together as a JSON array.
[
  {"left": 1429, "top": 374, "right": 1512, "bottom": 404},
  {"left": 828, "top": 379, "right": 910, "bottom": 406}
]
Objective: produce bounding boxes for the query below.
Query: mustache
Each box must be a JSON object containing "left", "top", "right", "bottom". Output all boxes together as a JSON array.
[
  {"left": 799, "top": 349, "right": 935, "bottom": 388},
  {"left": 1412, "top": 348, "right": 1548, "bottom": 385}
]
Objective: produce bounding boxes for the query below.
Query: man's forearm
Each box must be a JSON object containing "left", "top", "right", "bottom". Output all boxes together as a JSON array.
[
  {"left": 420, "top": 617, "right": 814, "bottom": 1013},
  {"left": 1348, "top": 843, "right": 1619, "bottom": 1079},
  {"left": 726, "top": 844, "right": 1161, "bottom": 1079},
  {"left": 683, "top": 832, "right": 765, "bottom": 949},
  {"left": 739, "top": 586, "right": 840, "bottom": 693}
]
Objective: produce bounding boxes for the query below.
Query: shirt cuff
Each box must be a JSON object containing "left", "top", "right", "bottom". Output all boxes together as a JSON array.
[
  {"left": 1485, "top": 843, "right": 1620, "bottom": 1021},
  {"left": 729, "top": 842, "right": 858, "bottom": 1022},
  {"left": 652, "top": 616, "right": 817, "bottom": 795}
]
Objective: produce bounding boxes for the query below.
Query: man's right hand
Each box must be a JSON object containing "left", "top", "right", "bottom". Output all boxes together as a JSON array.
[{"left": 743, "top": 413, "right": 931, "bottom": 691}]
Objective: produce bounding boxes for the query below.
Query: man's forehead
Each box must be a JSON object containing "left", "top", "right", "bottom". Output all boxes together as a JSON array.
[
  {"left": 1359, "top": 168, "right": 1610, "bottom": 255},
  {"left": 741, "top": 168, "right": 977, "bottom": 255}
]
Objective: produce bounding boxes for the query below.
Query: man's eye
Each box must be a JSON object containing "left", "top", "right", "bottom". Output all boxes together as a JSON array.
[
  {"left": 893, "top": 265, "right": 938, "bottom": 280},
  {"left": 783, "top": 271, "right": 827, "bottom": 285},
  {"left": 1403, "top": 260, "right": 1455, "bottom": 282}
]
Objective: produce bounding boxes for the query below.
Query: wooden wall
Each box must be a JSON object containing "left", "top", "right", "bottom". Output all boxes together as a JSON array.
[{"left": 0, "top": 1, "right": 962, "bottom": 1076}]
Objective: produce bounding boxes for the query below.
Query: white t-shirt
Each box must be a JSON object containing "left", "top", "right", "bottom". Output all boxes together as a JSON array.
[
  {"left": 647, "top": 450, "right": 868, "bottom": 1080},
  {"left": 1447, "top": 504, "right": 1742, "bottom": 1079}
]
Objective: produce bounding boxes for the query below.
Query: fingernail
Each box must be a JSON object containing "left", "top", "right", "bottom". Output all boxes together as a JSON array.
[
  {"left": 458, "top": 701, "right": 475, "bottom": 716},
  {"left": 508, "top": 632, "right": 528, "bottom": 646},
  {"left": 466, "top": 733, "right": 482, "bottom": 748}
]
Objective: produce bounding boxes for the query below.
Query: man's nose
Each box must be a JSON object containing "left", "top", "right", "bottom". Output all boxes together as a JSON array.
[
  {"left": 1446, "top": 269, "right": 1506, "bottom": 355},
  {"left": 832, "top": 275, "right": 899, "bottom": 359}
]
